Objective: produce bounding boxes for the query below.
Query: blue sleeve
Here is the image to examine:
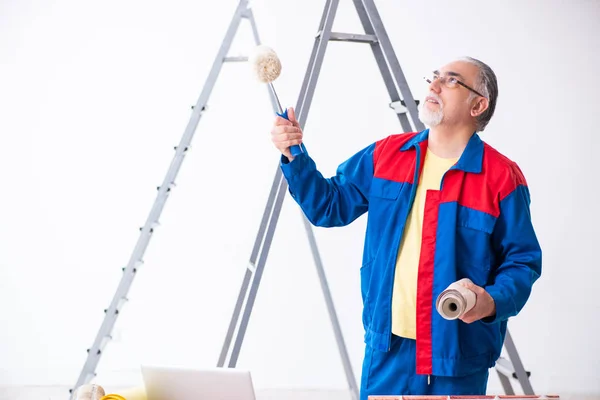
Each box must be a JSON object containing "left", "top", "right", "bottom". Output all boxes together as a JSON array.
[
  {"left": 279, "top": 143, "right": 375, "bottom": 227},
  {"left": 483, "top": 185, "right": 542, "bottom": 324}
]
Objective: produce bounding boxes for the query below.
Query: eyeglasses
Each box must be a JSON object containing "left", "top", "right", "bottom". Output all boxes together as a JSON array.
[{"left": 424, "top": 74, "right": 486, "bottom": 98}]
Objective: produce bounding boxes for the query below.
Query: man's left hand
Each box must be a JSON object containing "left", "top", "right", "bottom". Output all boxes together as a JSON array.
[{"left": 457, "top": 280, "right": 496, "bottom": 324}]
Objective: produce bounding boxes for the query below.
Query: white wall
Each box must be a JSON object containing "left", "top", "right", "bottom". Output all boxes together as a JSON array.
[{"left": 1, "top": 0, "right": 598, "bottom": 397}]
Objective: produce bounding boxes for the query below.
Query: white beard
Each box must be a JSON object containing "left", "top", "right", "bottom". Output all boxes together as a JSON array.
[{"left": 418, "top": 94, "right": 444, "bottom": 127}]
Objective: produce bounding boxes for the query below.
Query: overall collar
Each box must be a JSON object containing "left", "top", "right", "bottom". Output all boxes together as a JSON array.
[{"left": 400, "top": 129, "right": 484, "bottom": 174}]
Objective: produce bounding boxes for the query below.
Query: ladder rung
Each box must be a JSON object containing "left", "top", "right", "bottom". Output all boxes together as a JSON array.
[
  {"left": 117, "top": 297, "right": 128, "bottom": 308},
  {"left": 389, "top": 101, "right": 407, "bottom": 114},
  {"left": 327, "top": 32, "right": 378, "bottom": 43},
  {"left": 246, "top": 261, "right": 256, "bottom": 273},
  {"left": 99, "top": 335, "right": 112, "bottom": 350},
  {"left": 495, "top": 357, "right": 531, "bottom": 379},
  {"left": 224, "top": 56, "right": 248, "bottom": 62},
  {"left": 389, "top": 100, "right": 420, "bottom": 114}
]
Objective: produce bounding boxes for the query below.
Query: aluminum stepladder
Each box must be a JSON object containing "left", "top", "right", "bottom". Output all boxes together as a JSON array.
[{"left": 218, "top": 0, "right": 537, "bottom": 397}]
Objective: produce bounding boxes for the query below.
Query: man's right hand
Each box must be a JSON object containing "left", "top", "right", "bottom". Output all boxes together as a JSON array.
[{"left": 270, "top": 107, "right": 303, "bottom": 161}]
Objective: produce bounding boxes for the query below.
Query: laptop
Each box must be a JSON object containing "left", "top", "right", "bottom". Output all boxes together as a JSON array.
[{"left": 141, "top": 365, "right": 256, "bottom": 400}]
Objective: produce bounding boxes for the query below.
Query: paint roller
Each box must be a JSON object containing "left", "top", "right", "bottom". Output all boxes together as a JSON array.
[{"left": 249, "top": 45, "right": 303, "bottom": 157}]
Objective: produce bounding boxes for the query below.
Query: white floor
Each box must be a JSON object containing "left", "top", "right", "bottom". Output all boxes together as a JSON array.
[
  {"left": 0, "top": 387, "right": 353, "bottom": 400},
  {"left": 0, "top": 387, "right": 598, "bottom": 400}
]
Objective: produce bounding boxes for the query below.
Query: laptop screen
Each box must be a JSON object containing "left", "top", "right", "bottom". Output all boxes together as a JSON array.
[{"left": 141, "top": 365, "right": 256, "bottom": 400}]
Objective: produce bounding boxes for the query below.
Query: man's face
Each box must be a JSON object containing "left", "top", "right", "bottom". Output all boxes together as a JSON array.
[{"left": 419, "top": 60, "right": 482, "bottom": 129}]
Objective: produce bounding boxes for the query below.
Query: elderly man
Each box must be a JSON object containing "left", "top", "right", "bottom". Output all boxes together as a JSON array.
[{"left": 270, "top": 57, "right": 542, "bottom": 398}]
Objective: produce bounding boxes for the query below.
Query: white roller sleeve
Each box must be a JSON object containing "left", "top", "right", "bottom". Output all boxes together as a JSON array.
[{"left": 248, "top": 45, "right": 282, "bottom": 83}]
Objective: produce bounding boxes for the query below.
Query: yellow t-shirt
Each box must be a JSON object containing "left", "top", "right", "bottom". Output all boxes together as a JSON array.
[{"left": 391, "top": 148, "right": 458, "bottom": 339}]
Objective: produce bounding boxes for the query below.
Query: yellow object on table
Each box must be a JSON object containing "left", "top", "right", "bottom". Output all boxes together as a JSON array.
[{"left": 100, "top": 385, "right": 147, "bottom": 400}]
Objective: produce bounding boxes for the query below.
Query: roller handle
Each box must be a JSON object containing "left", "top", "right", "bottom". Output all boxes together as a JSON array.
[{"left": 276, "top": 108, "right": 303, "bottom": 157}]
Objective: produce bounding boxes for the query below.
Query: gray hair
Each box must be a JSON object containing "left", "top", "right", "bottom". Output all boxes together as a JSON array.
[{"left": 459, "top": 57, "right": 498, "bottom": 132}]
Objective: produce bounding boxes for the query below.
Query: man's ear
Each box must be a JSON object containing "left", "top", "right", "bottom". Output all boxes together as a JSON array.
[{"left": 471, "top": 97, "right": 489, "bottom": 118}]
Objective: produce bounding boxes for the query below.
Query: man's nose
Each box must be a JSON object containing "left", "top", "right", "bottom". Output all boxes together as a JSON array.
[{"left": 429, "top": 78, "right": 442, "bottom": 94}]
